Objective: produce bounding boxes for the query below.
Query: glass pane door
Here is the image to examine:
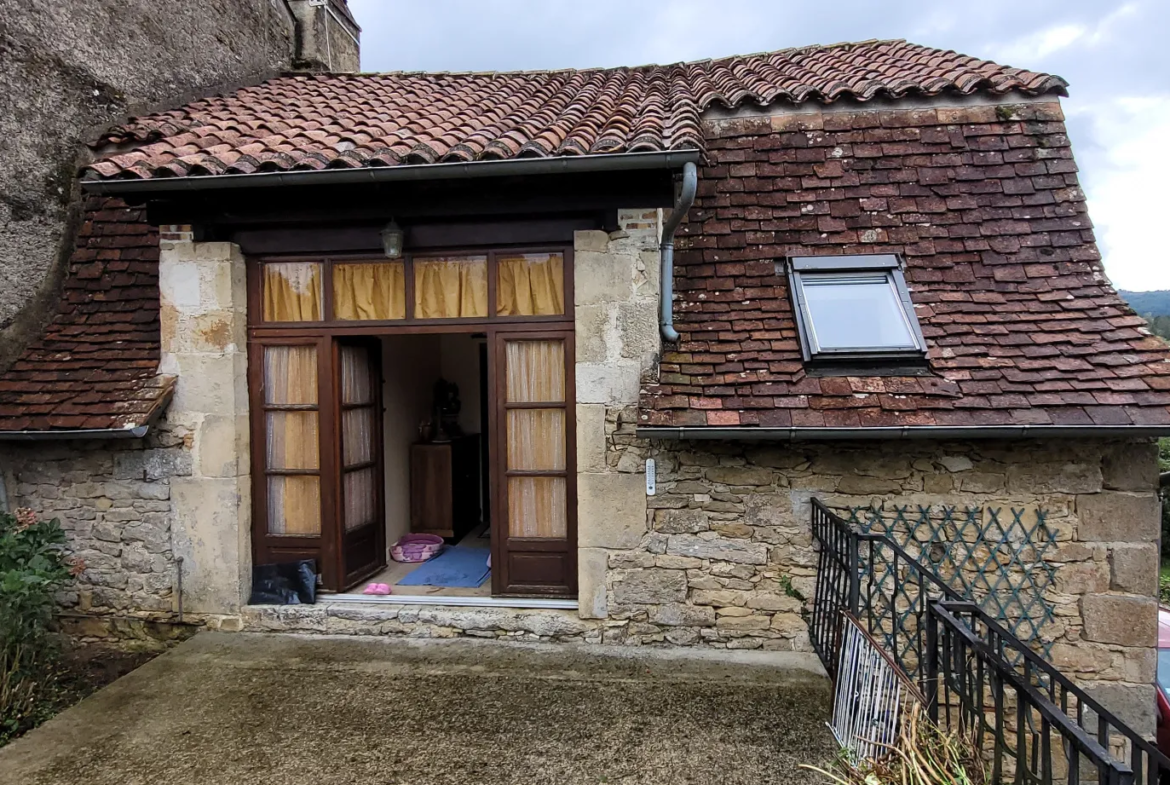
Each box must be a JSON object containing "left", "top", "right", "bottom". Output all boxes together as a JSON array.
[
  {"left": 494, "top": 333, "right": 575, "bottom": 596},
  {"left": 337, "top": 340, "right": 385, "bottom": 586},
  {"left": 252, "top": 340, "right": 333, "bottom": 588},
  {"left": 263, "top": 345, "right": 321, "bottom": 536}
]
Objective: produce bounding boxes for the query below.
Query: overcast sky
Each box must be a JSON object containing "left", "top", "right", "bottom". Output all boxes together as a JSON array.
[{"left": 348, "top": 1, "right": 1169, "bottom": 291}]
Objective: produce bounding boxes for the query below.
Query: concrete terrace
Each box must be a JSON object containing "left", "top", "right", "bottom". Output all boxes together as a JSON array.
[{"left": 0, "top": 632, "right": 836, "bottom": 785}]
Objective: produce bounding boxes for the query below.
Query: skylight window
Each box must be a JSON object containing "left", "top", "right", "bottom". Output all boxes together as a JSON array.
[{"left": 787, "top": 255, "right": 927, "bottom": 368}]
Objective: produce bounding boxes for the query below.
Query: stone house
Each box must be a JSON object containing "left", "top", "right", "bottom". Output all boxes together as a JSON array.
[{"left": 0, "top": 38, "right": 1165, "bottom": 727}]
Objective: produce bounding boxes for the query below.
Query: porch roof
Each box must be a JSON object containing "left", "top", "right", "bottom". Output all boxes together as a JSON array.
[{"left": 80, "top": 39, "right": 1064, "bottom": 182}]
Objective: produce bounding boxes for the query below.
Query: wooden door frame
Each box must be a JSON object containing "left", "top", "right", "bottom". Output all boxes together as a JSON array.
[
  {"left": 489, "top": 329, "right": 578, "bottom": 597},
  {"left": 245, "top": 242, "right": 577, "bottom": 597}
]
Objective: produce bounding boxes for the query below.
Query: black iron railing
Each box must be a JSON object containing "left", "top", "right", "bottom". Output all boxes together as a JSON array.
[
  {"left": 811, "top": 497, "right": 963, "bottom": 679},
  {"left": 810, "top": 498, "right": 1170, "bottom": 785}
]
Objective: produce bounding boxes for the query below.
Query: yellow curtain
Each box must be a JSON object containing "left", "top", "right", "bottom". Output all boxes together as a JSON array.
[
  {"left": 264, "top": 346, "right": 321, "bottom": 537},
  {"left": 507, "top": 409, "right": 565, "bottom": 471},
  {"left": 268, "top": 477, "right": 321, "bottom": 537},
  {"left": 264, "top": 345, "right": 318, "bottom": 405},
  {"left": 267, "top": 412, "right": 319, "bottom": 470},
  {"left": 508, "top": 477, "right": 566, "bottom": 539},
  {"left": 333, "top": 263, "right": 405, "bottom": 320},
  {"left": 505, "top": 340, "right": 565, "bottom": 403},
  {"left": 414, "top": 256, "right": 488, "bottom": 318},
  {"left": 504, "top": 340, "right": 567, "bottom": 539},
  {"left": 497, "top": 254, "right": 565, "bottom": 316},
  {"left": 263, "top": 262, "right": 322, "bottom": 322}
]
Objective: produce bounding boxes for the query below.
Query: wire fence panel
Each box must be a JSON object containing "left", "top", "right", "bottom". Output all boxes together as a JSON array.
[{"left": 831, "top": 613, "right": 922, "bottom": 762}]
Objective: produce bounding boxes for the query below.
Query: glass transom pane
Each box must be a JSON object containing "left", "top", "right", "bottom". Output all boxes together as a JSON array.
[
  {"left": 505, "top": 340, "right": 565, "bottom": 403},
  {"left": 508, "top": 476, "right": 566, "bottom": 539},
  {"left": 497, "top": 253, "right": 565, "bottom": 316},
  {"left": 264, "top": 346, "right": 318, "bottom": 405},
  {"left": 334, "top": 262, "right": 405, "bottom": 320},
  {"left": 263, "top": 262, "right": 322, "bottom": 322},
  {"left": 507, "top": 409, "right": 566, "bottom": 471},
  {"left": 414, "top": 256, "right": 488, "bottom": 318},
  {"left": 801, "top": 273, "right": 916, "bottom": 351}
]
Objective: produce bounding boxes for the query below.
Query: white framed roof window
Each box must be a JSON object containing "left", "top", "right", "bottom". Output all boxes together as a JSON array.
[{"left": 787, "top": 254, "right": 927, "bottom": 368}]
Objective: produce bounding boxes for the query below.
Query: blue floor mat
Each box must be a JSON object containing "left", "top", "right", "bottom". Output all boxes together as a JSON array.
[{"left": 396, "top": 545, "right": 491, "bottom": 588}]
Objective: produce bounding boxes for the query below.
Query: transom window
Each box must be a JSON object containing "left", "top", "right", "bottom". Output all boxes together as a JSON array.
[
  {"left": 256, "top": 250, "right": 567, "bottom": 325},
  {"left": 787, "top": 254, "right": 926, "bottom": 367}
]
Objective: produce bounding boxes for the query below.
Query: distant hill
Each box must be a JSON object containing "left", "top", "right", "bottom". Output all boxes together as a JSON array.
[
  {"left": 1120, "top": 290, "right": 1170, "bottom": 317},
  {"left": 1119, "top": 290, "right": 1170, "bottom": 342}
]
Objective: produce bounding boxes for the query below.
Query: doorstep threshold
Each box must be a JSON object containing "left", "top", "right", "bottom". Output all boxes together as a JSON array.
[{"left": 326, "top": 593, "right": 578, "bottom": 610}]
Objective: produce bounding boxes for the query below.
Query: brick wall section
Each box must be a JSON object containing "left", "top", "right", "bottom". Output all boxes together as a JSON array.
[{"left": 642, "top": 101, "right": 1170, "bottom": 428}]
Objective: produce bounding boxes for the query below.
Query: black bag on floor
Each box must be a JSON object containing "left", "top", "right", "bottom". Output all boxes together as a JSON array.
[{"left": 249, "top": 559, "right": 318, "bottom": 605}]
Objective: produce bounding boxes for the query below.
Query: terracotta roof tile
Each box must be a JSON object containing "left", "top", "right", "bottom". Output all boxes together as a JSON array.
[
  {"left": 0, "top": 197, "right": 173, "bottom": 433},
  {"left": 83, "top": 40, "right": 1065, "bottom": 181},
  {"left": 640, "top": 100, "right": 1170, "bottom": 430}
]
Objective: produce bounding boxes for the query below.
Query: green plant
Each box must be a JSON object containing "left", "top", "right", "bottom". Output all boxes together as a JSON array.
[
  {"left": 779, "top": 573, "right": 807, "bottom": 603},
  {"left": 0, "top": 508, "right": 80, "bottom": 741}
]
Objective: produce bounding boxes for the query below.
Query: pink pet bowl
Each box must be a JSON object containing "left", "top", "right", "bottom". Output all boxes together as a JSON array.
[{"left": 390, "top": 533, "right": 444, "bottom": 563}]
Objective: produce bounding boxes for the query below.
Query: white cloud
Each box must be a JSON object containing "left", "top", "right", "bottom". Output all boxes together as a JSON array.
[
  {"left": 985, "top": 3, "right": 1137, "bottom": 65},
  {"left": 1072, "top": 95, "right": 1170, "bottom": 290}
]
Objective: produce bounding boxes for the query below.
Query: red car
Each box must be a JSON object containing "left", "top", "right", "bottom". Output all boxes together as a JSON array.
[{"left": 1156, "top": 608, "right": 1170, "bottom": 756}]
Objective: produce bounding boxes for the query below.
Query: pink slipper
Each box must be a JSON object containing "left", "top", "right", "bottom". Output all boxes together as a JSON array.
[{"left": 362, "top": 583, "right": 392, "bottom": 595}]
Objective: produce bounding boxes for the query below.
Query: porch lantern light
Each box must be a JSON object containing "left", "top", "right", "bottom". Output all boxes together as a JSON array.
[{"left": 381, "top": 218, "right": 404, "bottom": 259}]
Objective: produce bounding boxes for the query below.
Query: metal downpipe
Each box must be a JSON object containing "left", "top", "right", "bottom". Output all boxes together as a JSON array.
[{"left": 660, "top": 161, "right": 698, "bottom": 343}]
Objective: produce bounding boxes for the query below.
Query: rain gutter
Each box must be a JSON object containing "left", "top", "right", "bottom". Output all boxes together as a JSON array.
[
  {"left": 659, "top": 161, "right": 697, "bottom": 342},
  {"left": 79, "top": 150, "right": 703, "bottom": 196},
  {"left": 0, "top": 424, "right": 152, "bottom": 441},
  {"left": 637, "top": 425, "right": 1170, "bottom": 441}
]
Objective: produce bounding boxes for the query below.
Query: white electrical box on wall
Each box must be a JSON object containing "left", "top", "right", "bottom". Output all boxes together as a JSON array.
[{"left": 645, "top": 458, "right": 656, "bottom": 496}]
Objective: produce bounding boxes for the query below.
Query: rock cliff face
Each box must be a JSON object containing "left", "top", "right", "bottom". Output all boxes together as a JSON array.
[{"left": 0, "top": 0, "right": 358, "bottom": 370}]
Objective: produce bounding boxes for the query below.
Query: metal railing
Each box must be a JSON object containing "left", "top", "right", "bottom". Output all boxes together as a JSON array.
[
  {"left": 810, "top": 498, "right": 1170, "bottom": 784},
  {"left": 811, "top": 497, "right": 963, "bottom": 679}
]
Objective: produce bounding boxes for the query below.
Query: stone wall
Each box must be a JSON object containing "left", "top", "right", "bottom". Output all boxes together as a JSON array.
[
  {"left": 584, "top": 431, "right": 1160, "bottom": 728},
  {"left": 0, "top": 419, "right": 190, "bottom": 617},
  {"left": 572, "top": 209, "right": 662, "bottom": 617},
  {"left": 0, "top": 232, "right": 252, "bottom": 628},
  {"left": 0, "top": 0, "right": 297, "bottom": 370},
  {"left": 286, "top": 0, "right": 360, "bottom": 72},
  {"left": 156, "top": 233, "right": 252, "bottom": 618}
]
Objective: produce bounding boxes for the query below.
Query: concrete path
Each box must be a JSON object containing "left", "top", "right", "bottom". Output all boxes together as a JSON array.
[{"left": 0, "top": 632, "right": 836, "bottom": 784}]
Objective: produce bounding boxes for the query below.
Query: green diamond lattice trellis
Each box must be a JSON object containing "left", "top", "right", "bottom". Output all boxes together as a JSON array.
[{"left": 844, "top": 504, "right": 1058, "bottom": 659}]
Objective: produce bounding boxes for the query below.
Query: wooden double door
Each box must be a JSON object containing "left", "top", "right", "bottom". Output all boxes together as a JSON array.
[{"left": 251, "top": 330, "right": 576, "bottom": 597}]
